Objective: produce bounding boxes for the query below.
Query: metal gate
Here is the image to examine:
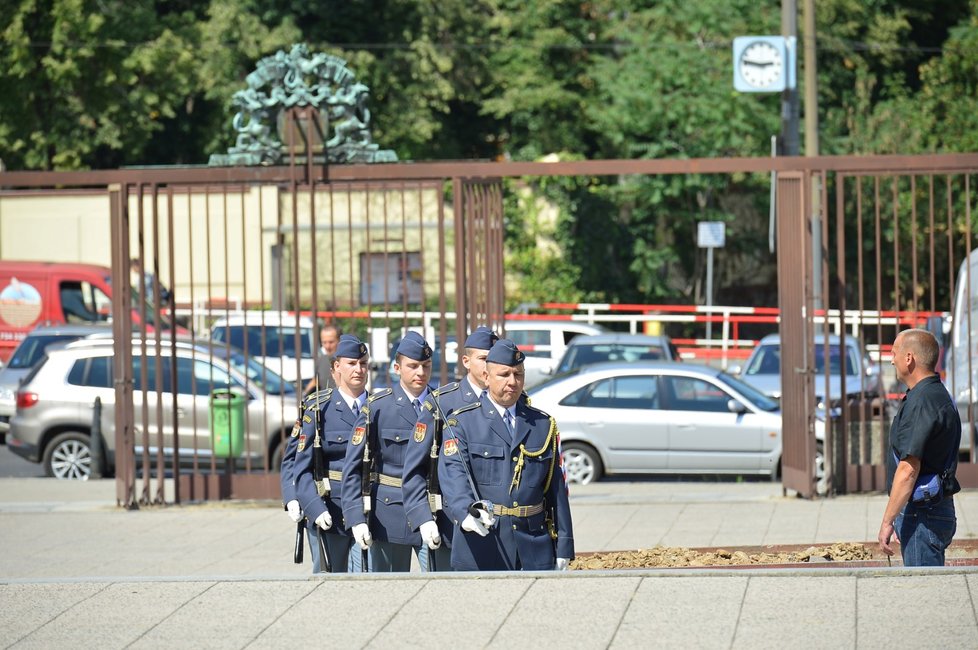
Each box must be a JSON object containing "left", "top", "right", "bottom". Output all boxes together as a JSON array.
[
  {"left": 105, "top": 165, "right": 505, "bottom": 506},
  {"left": 5, "top": 152, "right": 978, "bottom": 504},
  {"left": 774, "top": 157, "right": 978, "bottom": 496}
]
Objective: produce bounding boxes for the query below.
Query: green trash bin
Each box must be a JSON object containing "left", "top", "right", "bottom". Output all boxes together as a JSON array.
[{"left": 210, "top": 390, "right": 246, "bottom": 458}]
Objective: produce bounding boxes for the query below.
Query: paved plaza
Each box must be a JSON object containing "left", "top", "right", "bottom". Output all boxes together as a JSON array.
[{"left": 2, "top": 478, "right": 978, "bottom": 648}]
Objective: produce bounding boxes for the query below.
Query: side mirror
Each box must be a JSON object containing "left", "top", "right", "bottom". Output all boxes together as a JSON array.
[
  {"left": 729, "top": 364, "right": 742, "bottom": 376},
  {"left": 727, "top": 399, "right": 748, "bottom": 414}
]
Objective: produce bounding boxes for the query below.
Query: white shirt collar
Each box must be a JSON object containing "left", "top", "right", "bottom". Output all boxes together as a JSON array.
[
  {"left": 487, "top": 396, "right": 514, "bottom": 421},
  {"left": 340, "top": 390, "right": 367, "bottom": 412}
]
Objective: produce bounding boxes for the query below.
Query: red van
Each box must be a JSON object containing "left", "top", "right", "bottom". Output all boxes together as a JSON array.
[{"left": 0, "top": 261, "right": 170, "bottom": 365}]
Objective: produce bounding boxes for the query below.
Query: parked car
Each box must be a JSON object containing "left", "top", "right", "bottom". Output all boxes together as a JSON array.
[
  {"left": 0, "top": 260, "right": 175, "bottom": 365},
  {"left": 504, "top": 319, "right": 608, "bottom": 388},
  {"left": 735, "top": 333, "right": 882, "bottom": 406},
  {"left": 529, "top": 361, "right": 824, "bottom": 485},
  {"left": 553, "top": 333, "right": 680, "bottom": 375},
  {"left": 209, "top": 311, "right": 315, "bottom": 385},
  {"left": 0, "top": 324, "right": 115, "bottom": 442},
  {"left": 947, "top": 248, "right": 978, "bottom": 455},
  {"left": 6, "top": 337, "right": 297, "bottom": 480}
]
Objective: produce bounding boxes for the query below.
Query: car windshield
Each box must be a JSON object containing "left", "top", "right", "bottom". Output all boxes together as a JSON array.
[
  {"left": 225, "top": 350, "right": 294, "bottom": 395},
  {"left": 7, "top": 334, "right": 83, "bottom": 369},
  {"left": 558, "top": 343, "right": 666, "bottom": 372},
  {"left": 716, "top": 372, "right": 780, "bottom": 411},
  {"left": 212, "top": 325, "right": 314, "bottom": 358},
  {"left": 745, "top": 343, "right": 858, "bottom": 377}
]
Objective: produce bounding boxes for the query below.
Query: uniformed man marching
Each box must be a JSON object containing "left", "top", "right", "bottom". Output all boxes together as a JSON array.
[
  {"left": 341, "top": 331, "right": 434, "bottom": 571},
  {"left": 281, "top": 388, "right": 333, "bottom": 572},
  {"left": 438, "top": 338, "right": 574, "bottom": 571},
  {"left": 292, "top": 334, "right": 370, "bottom": 573},
  {"left": 402, "top": 325, "right": 499, "bottom": 571}
]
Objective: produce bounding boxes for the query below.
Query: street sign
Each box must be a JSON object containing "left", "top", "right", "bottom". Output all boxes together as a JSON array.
[{"left": 697, "top": 221, "right": 726, "bottom": 248}]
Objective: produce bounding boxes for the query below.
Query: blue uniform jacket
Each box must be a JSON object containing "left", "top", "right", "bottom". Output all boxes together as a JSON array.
[
  {"left": 341, "top": 384, "right": 423, "bottom": 546},
  {"left": 402, "top": 379, "right": 482, "bottom": 545},
  {"left": 280, "top": 390, "right": 327, "bottom": 506},
  {"left": 438, "top": 399, "right": 575, "bottom": 571},
  {"left": 293, "top": 389, "right": 361, "bottom": 535}
]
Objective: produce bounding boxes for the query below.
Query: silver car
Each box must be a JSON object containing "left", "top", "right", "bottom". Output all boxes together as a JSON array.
[
  {"left": 529, "top": 361, "right": 824, "bottom": 485},
  {"left": 7, "top": 338, "right": 298, "bottom": 479},
  {"left": 0, "top": 324, "right": 115, "bottom": 441}
]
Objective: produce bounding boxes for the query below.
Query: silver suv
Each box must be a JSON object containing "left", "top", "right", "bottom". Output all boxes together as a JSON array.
[
  {"left": 7, "top": 338, "right": 299, "bottom": 479},
  {"left": 0, "top": 324, "right": 114, "bottom": 442}
]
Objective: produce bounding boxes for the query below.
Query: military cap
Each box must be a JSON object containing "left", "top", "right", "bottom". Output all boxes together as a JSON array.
[
  {"left": 335, "top": 334, "right": 368, "bottom": 359},
  {"left": 486, "top": 338, "right": 526, "bottom": 366},
  {"left": 397, "top": 332, "right": 432, "bottom": 361},
  {"left": 463, "top": 326, "right": 499, "bottom": 350}
]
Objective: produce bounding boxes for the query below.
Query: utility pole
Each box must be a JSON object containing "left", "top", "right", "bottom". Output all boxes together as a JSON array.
[
  {"left": 803, "top": 0, "right": 823, "bottom": 323},
  {"left": 781, "top": 0, "right": 800, "bottom": 156},
  {"left": 803, "top": 0, "right": 819, "bottom": 158}
]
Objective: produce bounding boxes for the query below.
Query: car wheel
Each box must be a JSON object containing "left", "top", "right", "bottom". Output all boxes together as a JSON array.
[
  {"left": 561, "top": 443, "right": 603, "bottom": 485},
  {"left": 269, "top": 440, "right": 284, "bottom": 472},
  {"left": 43, "top": 432, "right": 92, "bottom": 480}
]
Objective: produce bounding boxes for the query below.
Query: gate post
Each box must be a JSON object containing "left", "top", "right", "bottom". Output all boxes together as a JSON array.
[
  {"left": 109, "top": 184, "right": 137, "bottom": 509},
  {"left": 776, "top": 172, "right": 818, "bottom": 497}
]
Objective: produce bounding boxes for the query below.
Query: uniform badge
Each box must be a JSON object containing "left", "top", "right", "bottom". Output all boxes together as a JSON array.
[
  {"left": 291, "top": 420, "right": 301, "bottom": 437},
  {"left": 297, "top": 434, "right": 306, "bottom": 452},
  {"left": 413, "top": 422, "right": 427, "bottom": 443},
  {"left": 351, "top": 426, "right": 366, "bottom": 446},
  {"left": 443, "top": 439, "right": 458, "bottom": 456}
]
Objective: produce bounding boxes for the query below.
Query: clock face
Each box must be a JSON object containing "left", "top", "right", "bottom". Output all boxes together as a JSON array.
[{"left": 738, "top": 41, "right": 783, "bottom": 89}]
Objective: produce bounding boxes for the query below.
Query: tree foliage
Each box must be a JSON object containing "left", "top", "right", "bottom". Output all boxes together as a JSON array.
[{"left": 1, "top": 0, "right": 976, "bottom": 307}]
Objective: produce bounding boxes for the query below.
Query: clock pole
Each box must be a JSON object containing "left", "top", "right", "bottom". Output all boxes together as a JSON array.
[{"left": 780, "top": 0, "right": 800, "bottom": 156}]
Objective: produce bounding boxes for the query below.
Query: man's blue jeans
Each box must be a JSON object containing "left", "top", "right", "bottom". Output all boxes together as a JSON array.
[{"left": 896, "top": 496, "right": 956, "bottom": 567}]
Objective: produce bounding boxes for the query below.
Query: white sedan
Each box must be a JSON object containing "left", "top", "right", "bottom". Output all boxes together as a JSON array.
[{"left": 528, "top": 361, "right": 824, "bottom": 485}]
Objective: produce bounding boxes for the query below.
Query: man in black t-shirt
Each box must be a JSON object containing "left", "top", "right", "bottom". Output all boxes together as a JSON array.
[{"left": 878, "top": 328, "right": 961, "bottom": 566}]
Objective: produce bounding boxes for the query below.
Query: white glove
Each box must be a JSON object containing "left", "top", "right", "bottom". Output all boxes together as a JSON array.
[
  {"left": 419, "top": 520, "right": 442, "bottom": 549},
  {"left": 353, "top": 523, "right": 373, "bottom": 548},
  {"left": 314, "top": 511, "right": 332, "bottom": 531},
  {"left": 555, "top": 557, "right": 570, "bottom": 571},
  {"left": 460, "top": 513, "right": 489, "bottom": 537},
  {"left": 286, "top": 500, "right": 302, "bottom": 523},
  {"left": 472, "top": 501, "right": 496, "bottom": 529}
]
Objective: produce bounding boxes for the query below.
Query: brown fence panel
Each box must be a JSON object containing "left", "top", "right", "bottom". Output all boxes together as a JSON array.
[
  {"left": 830, "top": 167, "right": 978, "bottom": 492},
  {"left": 8, "top": 152, "right": 978, "bottom": 502},
  {"left": 776, "top": 172, "right": 817, "bottom": 497}
]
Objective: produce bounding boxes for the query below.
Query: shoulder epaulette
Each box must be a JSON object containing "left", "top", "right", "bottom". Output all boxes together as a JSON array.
[
  {"left": 521, "top": 400, "right": 548, "bottom": 418},
  {"left": 368, "top": 388, "right": 392, "bottom": 402},
  {"left": 310, "top": 388, "right": 333, "bottom": 407},
  {"left": 452, "top": 401, "right": 481, "bottom": 416},
  {"left": 445, "top": 401, "right": 480, "bottom": 428},
  {"left": 433, "top": 382, "right": 460, "bottom": 397},
  {"left": 302, "top": 388, "right": 333, "bottom": 415}
]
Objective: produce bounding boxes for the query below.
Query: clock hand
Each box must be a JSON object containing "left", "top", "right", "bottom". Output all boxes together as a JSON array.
[{"left": 742, "top": 59, "right": 775, "bottom": 67}]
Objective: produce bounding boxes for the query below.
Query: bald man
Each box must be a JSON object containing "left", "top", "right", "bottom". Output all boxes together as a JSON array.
[{"left": 878, "top": 328, "right": 961, "bottom": 566}]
